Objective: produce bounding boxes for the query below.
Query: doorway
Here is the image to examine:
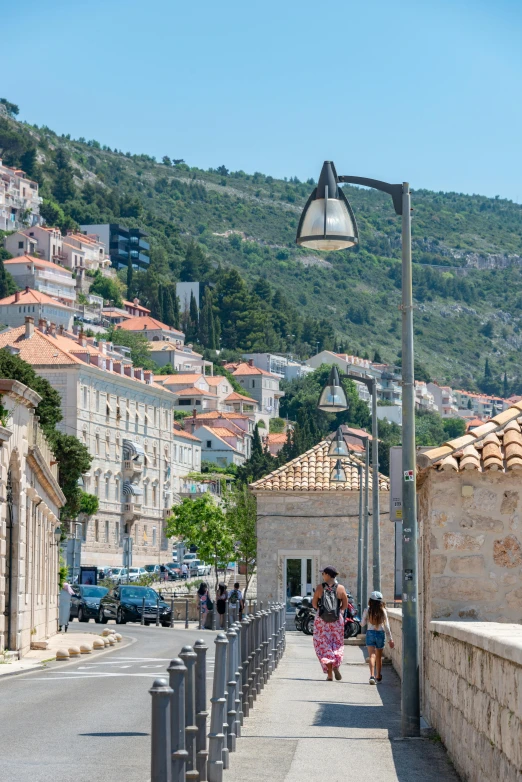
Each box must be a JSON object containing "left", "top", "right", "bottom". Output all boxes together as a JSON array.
[{"left": 285, "top": 557, "right": 313, "bottom": 611}]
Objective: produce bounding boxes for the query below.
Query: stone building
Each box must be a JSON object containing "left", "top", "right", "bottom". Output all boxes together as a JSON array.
[
  {"left": 0, "top": 379, "right": 65, "bottom": 657},
  {"left": 417, "top": 399, "right": 522, "bottom": 624},
  {"left": 0, "top": 319, "right": 177, "bottom": 568},
  {"left": 251, "top": 439, "right": 393, "bottom": 609}
]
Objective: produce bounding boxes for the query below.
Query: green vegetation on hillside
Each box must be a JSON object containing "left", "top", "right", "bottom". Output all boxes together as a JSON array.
[{"left": 2, "top": 108, "right": 522, "bottom": 391}]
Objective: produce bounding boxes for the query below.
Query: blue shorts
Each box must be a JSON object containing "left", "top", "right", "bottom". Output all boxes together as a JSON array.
[{"left": 366, "top": 630, "right": 385, "bottom": 649}]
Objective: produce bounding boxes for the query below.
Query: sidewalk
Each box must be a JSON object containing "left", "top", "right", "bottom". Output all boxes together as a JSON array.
[{"left": 226, "top": 632, "right": 460, "bottom": 782}]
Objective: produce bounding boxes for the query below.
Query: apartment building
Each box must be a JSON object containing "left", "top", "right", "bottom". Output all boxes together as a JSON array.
[
  {"left": 242, "top": 352, "right": 315, "bottom": 381},
  {"left": 0, "top": 379, "right": 65, "bottom": 657},
  {"left": 0, "top": 287, "right": 74, "bottom": 330},
  {"left": 80, "top": 224, "right": 150, "bottom": 270},
  {"left": 231, "top": 361, "right": 284, "bottom": 420},
  {"left": 414, "top": 381, "right": 438, "bottom": 412},
  {"left": 184, "top": 410, "right": 254, "bottom": 464},
  {"left": 149, "top": 341, "right": 212, "bottom": 374},
  {"left": 61, "top": 232, "right": 111, "bottom": 271},
  {"left": 3, "top": 256, "right": 76, "bottom": 306},
  {"left": 4, "top": 226, "right": 110, "bottom": 273},
  {"left": 0, "top": 158, "right": 42, "bottom": 232},
  {"left": 172, "top": 425, "right": 202, "bottom": 494},
  {"left": 427, "top": 383, "right": 459, "bottom": 417},
  {"left": 154, "top": 373, "right": 221, "bottom": 412},
  {"left": 453, "top": 390, "right": 508, "bottom": 421},
  {"left": 0, "top": 319, "right": 178, "bottom": 568}
]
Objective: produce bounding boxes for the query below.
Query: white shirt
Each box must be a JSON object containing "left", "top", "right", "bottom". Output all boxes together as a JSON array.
[{"left": 361, "top": 607, "right": 392, "bottom": 640}]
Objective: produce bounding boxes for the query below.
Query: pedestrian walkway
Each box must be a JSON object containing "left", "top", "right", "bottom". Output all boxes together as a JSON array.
[{"left": 226, "top": 632, "right": 460, "bottom": 782}]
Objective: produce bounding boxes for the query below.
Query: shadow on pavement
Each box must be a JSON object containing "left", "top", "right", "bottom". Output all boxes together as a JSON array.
[{"left": 79, "top": 732, "right": 149, "bottom": 737}]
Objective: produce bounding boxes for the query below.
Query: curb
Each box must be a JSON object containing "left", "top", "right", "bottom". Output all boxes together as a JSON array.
[{"left": 0, "top": 634, "right": 137, "bottom": 682}]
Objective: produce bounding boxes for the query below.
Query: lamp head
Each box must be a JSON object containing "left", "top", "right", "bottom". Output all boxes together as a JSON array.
[
  {"left": 318, "top": 366, "right": 348, "bottom": 412},
  {"left": 296, "top": 161, "right": 358, "bottom": 251},
  {"left": 54, "top": 526, "right": 62, "bottom": 543},
  {"left": 328, "top": 426, "right": 350, "bottom": 457},
  {"left": 330, "top": 458, "right": 347, "bottom": 483}
]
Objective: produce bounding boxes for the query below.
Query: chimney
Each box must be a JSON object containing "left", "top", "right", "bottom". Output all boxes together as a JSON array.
[
  {"left": 124, "top": 365, "right": 134, "bottom": 379},
  {"left": 49, "top": 322, "right": 56, "bottom": 336},
  {"left": 58, "top": 324, "right": 64, "bottom": 336},
  {"left": 133, "top": 298, "right": 139, "bottom": 305},
  {"left": 78, "top": 328, "right": 87, "bottom": 347},
  {"left": 24, "top": 316, "right": 34, "bottom": 339},
  {"left": 25, "top": 285, "right": 30, "bottom": 294},
  {"left": 248, "top": 358, "right": 254, "bottom": 367},
  {"left": 38, "top": 318, "right": 45, "bottom": 332},
  {"left": 14, "top": 291, "right": 20, "bottom": 303},
  {"left": 143, "top": 371, "right": 153, "bottom": 385},
  {"left": 98, "top": 340, "right": 107, "bottom": 355}
]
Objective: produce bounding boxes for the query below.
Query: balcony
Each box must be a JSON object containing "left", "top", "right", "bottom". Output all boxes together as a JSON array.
[
  {"left": 28, "top": 416, "right": 59, "bottom": 481},
  {"left": 123, "top": 502, "right": 142, "bottom": 521},
  {"left": 123, "top": 459, "right": 143, "bottom": 478}
]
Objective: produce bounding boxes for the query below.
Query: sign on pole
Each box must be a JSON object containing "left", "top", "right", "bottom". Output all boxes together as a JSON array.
[{"left": 389, "top": 446, "right": 403, "bottom": 521}]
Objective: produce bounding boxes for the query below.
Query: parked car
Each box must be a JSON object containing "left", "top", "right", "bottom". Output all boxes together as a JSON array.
[
  {"left": 98, "top": 585, "right": 172, "bottom": 626},
  {"left": 189, "top": 559, "right": 212, "bottom": 577},
  {"left": 164, "top": 563, "right": 182, "bottom": 581},
  {"left": 183, "top": 553, "right": 198, "bottom": 563},
  {"left": 70, "top": 585, "right": 109, "bottom": 623},
  {"left": 128, "top": 567, "right": 148, "bottom": 582},
  {"left": 144, "top": 565, "right": 161, "bottom": 576},
  {"left": 108, "top": 567, "right": 128, "bottom": 584}
]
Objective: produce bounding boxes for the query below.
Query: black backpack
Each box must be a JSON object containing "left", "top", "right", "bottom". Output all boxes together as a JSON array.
[
  {"left": 319, "top": 582, "right": 340, "bottom": 623},
  {"left": 229, "top": 589, "right": 240, "bottom": 605}
]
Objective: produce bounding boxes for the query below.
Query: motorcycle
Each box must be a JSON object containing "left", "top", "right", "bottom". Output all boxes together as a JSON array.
[
  {"left": 344, "top": 594, "right": 361, "bottom": 639},
  {"left": 290, "top": 595, "right": 316, "bottom": 634}
]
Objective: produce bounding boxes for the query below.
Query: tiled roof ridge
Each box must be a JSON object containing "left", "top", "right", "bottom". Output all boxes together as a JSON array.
[{"left": 418, "top": 400, "right": 522, "bottom": 469}]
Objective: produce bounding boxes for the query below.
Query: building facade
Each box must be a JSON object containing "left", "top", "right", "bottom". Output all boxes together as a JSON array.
[
  {"left": 3, "top": 256, "right": 76, "bottom": 306},
  {"left": 115, "top": 315, "right": 185, "bottom": 343},
  {"left": 231, "top": 361, "right": 284, "bottom": 420},
  {"left": 0, "top": 158, "right": 42, "bottom": 232},
  {"left": 0, "top": 380, "right": 65, "bottom": 658},
  {"left": 80, "top": 224, "right": 150, "bottom": 270},
  {"left": 0, "top": 320, "right": 177, "bottom": 568},
  {"left": 0, "top": 288, "right": 74, "bottom": 330}
]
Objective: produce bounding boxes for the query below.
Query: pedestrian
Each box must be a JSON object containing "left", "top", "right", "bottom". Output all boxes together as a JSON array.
[
  {"left": 311, "top": 566, "right": 349, "bottom": 681},
  {"left": 198, "top": 581, "right": 210, "bottom": 625},
  {"left": 229, "top": 581, "right": 244, "bottom": 621},
  {"left": 361, "top": 590, "right": 394, "bottom": 685},
  {"left": 216, "top": 582, "right": 228, "bottom": 628},
  {"left": 58, "top": 582, "right": 74, "bottom": 633},
  {"left": 182, "top": 563, "right": 188, "bottom": 580}
]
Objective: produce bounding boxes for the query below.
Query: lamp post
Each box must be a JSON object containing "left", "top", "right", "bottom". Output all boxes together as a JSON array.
[{"left": 299, "top": 161, "right": 419, "bottom": 738}]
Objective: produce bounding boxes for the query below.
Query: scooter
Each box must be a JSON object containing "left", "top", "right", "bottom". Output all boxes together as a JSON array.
[
  {"left": 291, "top": 595, "right": 316, "bottom": 633},
  {"left": 344, "top": 594, "right": 361, "bottom": 638}
]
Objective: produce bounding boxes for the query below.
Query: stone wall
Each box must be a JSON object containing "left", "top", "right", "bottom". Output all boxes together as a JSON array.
[
  {"left": 255, "top": 490, "right": 395, "bottom": 604},
  {"left": 418, "top": 470, "right": 522, "bottom": 624},
  {"left": 383, "top": 606, "right": 403, "bottom": 677},
  {"left": 426, "top": 621, "right": 522, "bottom": 782}
]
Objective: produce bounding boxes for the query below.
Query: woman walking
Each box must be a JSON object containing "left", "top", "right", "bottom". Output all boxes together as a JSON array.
[
  {"left": 216, "top": 582, "right": 228, "bottom": 628},
  {"left": 312, "top": 566, "right": 349, "bottom": 681},
  {"left": 361, "top": 590, "right": 394, "bottom": 684},
  {"left": 198, "top": 582, "right": 210, "bottom": 627}
]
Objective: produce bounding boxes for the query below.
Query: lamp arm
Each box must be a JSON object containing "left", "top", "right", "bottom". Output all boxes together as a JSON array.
[
  {"left": 338, "top": 176, "right": 404, "bottom": 216},
  {"left": 340, "top": 372, "right": 374, "bottom": 393}
]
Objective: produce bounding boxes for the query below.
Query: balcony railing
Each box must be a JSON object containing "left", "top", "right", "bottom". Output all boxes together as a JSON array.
[
  {"left": 36, "top": 269, "right": 75, "bottom": 286},
  {"left": 37, "top": 283, "right": 76, "bottom": 301},
  {"left": 28, "top": 416, "right": 59, "bottom": 480},
  {"left": 123, "top": 459, "right": 143, "bottom": 476},
  {"left": 123, "top": 502, "right": 142, "bottom": 521}
]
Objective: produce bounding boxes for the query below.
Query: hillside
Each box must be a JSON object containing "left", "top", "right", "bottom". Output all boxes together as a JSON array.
[{"left": 2, "top": 108, "right": 522, "bottom": 394}]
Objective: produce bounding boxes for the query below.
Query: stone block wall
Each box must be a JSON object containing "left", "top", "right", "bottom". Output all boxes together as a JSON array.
[
  {"left": 383, "top": 606, "right": 403, "bottom": 677},
  {"left": 255, "top": 490, "right": 395, "bottom": 604},
  {"left": 426, "top": 621, "right": 522, "bottom": 782},
  {"left": 419, "top": 470, "right": 522, "bottom": 624}
]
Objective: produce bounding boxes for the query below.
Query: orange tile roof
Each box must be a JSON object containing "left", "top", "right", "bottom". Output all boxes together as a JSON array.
[
  {"left": 173, "top": 425, "right": 202, "bottom": 442},
  {"left": 0, "top": 326, "right": 78, "bottom": 365},
  {"left": 206, "top": 376, "right": 228, "bottom": 386},
  {"left": 266, "top": 433, "right": 287, "bottom": 443},
  {"left": 208, "top": 427, "right": 242, "bottom": 439},
  {"left": 155, "top": 373, "right": 204, "bottom": 384},
  {"left": 3, "top": 255, "right": 72, "bottom": 275},
  {"left": 174, "top": 387, "right": 211, "bottom": 396},
  {"left": 226, "top": 391, "right": 258, "bottom": 404},
  {"left": 198, "top": 426, "right": 242, "bottom": 451},
  {"left": 123, "top": 299, "right": 151, "bottom": 313},
  {"left": 193, "top": 411, "right": 249, "bottom": 420},
  {"left": 0, "top": 287, "right": 72, "bottom": 308},
  {"left": 116, "top": 316, "right": 184, "bottom": 335},
  {"left": 418, "top": 401, "right": 522, "bottom": 473},
  {"left": 250, "top": 440, "right": 389, "bottom": 492},
  {"left": 232, "top": 362, "right": 279, "bottom": 378}
]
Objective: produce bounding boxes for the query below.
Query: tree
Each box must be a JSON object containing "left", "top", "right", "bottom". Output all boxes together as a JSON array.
[
  {"left": 198, "top": 287, "right": 217, "bottom": 349},
  {"left": 89, "top": 271, "right": 124, "bottom": 307},
  {"left": 224, "top": 485, "right": 257, "bottom": 598},
  {"left": 269, "top": 417, "right": 285, "bottom": 433},
  {"left": 51, "top": 431, "right": 93, "bottom": 520},
  {"left": 162, "top": 156, "right": 172, "bottom": 166},
  {"left": 480, "top": 321, "right": 494, "bottom": 339},
  {"left": 126, "top": 257, "right": 133, "bottom": 298},
  {"left": 0, "top": 349, "right": 63, "bottom": 433},
  {"left": 52, "top": 148, "right": 76, "bottom": 203},
  {"left": 0, "top": 98, "right": 19, "bottom": 117},
  {"left": 181, "top": 241, "right": 207, "bottom": 282},
  {"left": 20, "top": 148, "right": 37, "bottom": 179},
  {"left": 189, "top": 291, "right": 199, "bottom": 338},
  {"left": 165, "top": 494, "right": 234, "bottom": 588},
  {"left": 0, "top": 258, "right": 16, "bottom": 298},
  {"left": 106, "top": 327, "right": 157, "bottom": 370},
  {"left": 373, "top": 350, "right": 382, "bottom": 363},
  {"left": 156, "top": 363, "right": 176, "bottom": 375}
]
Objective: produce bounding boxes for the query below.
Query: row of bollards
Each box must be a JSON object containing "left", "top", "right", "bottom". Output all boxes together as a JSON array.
[{"left": 149, "top": 602, "right": 286, "bottom": 782}]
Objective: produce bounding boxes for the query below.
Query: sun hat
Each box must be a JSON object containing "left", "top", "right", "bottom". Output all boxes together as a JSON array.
[{"left": 370, "top": 590, "right": 383, "bottom": 601}]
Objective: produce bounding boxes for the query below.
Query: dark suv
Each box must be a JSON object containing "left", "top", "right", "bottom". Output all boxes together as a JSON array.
[
  {"left": 98, "top": 585, "right": 172, "bottom": 626},
  {"left": 70, "top": 585, "right": 109, "bottom": 623}
]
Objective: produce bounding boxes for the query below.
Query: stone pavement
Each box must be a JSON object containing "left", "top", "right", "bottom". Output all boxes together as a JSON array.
[{"left": 226, "top": 632, "right": 460, "bottom": 782}]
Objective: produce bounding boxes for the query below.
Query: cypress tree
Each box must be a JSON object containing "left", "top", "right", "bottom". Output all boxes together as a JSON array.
[
  {"left": 164, "top": 288, "right": 176, "bottom": 327},
  {"left": 172, "top": 289, "right": 180, "bottom": 330},
  {"left": 158, "top": 286, "right": 165, "bottom": 323},
  {"left": 503, "top": 371, "right": 509, "bottom": 398},
  {"left": 0, "top": 259, "right": 10, "bottom": 299},
  {"left": 189, "top": 290, "right": 199, "bottom": 337}
]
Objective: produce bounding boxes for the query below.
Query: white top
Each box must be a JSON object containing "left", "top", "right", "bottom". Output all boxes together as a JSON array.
[{"left": 361, "top": 607, "right": 392, "bottom": 641}]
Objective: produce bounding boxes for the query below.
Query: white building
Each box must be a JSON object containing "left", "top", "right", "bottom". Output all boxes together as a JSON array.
[
  {"left": 242, "top": 352, "right": 315, "bottom": 382},
  {"left": 0, "top": 379, "right": 65, "bottom": 658},
  {"left": 0, "top": 158, "right": 42, "bottom": 232},
  {"left": 5, "top": 226, "right": 65, "bottom": 265},
  {"left": 195, "top": 425, "right": 247, "bottom": 467},
  {"left": 427, "top": 383, "right": 459, "bottom": 418},
  {"left": 230, "top": 361, "right": 284, "bottom": 420},
  {"left": 0, "top": 319, "right": 178, "bottom": 568},
  {"left": 61, "top": 232, "right": 111, "bottom": 271},
  {"left": 0, "top": 287, "right": 74, "bottom": 330},
  {"left": 415, "top": 381, "right": 438, "bottom": 412},
  {"left": 149, "top": 341, "right": 212, "bottom": 374},
  {"left": 3, "top": 256, "right": 76, "bottom": 306},
  {"left": 172, "top": 426, "right": 202, "bottom": 494}
]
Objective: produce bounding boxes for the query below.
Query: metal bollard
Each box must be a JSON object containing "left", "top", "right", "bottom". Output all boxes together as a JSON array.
[
  {"left": 255, "top": 611, "right": 263, "bottom": 695},
  {"left": 241, "top": 616, "right": 250, "bottom": 719},
  {"left": 156, "top": 597, "right": 161, "bottom": 627},
  {"left": 194, "top": 640, "right": 209, "bottom": 781},
  {"left": 170, "top": 598, "right": 175, "bottom": 629},
  {"left": 168, "top": 658, "right": 188, "bottom": 782},
  {"left": 271, "top": 607, "right": 277, "bottom": 674},
  {"left": 150, "top": 678, "right": 173, "bottom": 782},
  {"left": 141, "top": 596, "right": 146, "bottom": 625},
  {"left": 247, "top": 615, "right": 255, "bottom": 709},
  {"left": 233, "top": 622, "right": 242, "bottom": 737},
  {"left": 185, "top": 599, "right": 189, "bottom": 629},
  {"left": 225, "top": 625, "right": 237, "bottom": 752},
  {"left": 179, "top": 646, "right": 199, "bottom": 781},
  {"left": 207, "top": 632, "right": 228, "bottom": 782},
  {"left": 225, "top": 598, "right": 229, "bottom": 630}
]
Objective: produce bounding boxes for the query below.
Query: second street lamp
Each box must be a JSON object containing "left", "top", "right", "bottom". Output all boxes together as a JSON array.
[{"left": 300, "top": 160, "right": 419, "bottom": 738}]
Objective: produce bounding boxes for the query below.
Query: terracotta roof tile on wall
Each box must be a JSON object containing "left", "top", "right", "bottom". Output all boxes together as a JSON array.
[
  {"left": 250, "top": 440, "right": 390, "bottom": 492},
  {"left": 419, "top": 400, "right": 522, "bottom": 473}
]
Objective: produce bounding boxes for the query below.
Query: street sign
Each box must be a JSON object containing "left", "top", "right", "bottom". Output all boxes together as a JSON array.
[
  {"left": 389, "top": 446, "right": 403, "bottom": 521},
  {"left": 123, "top": 536, "right": 133, "bottom": 568}
]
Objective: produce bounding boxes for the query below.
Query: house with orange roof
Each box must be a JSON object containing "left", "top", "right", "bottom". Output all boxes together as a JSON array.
[
  {"left": 154, "top": 373, "right": 220, "bottom": 412},
  {"left": 196, "top": 425, "right": 248, "bottom": 466},
  {"left": 0, "top": 286, "right": 74, "bottom": 330},
  {"left": 183, "top": 410, "right": 254, "bottom": 464},
  {"left": 262, "top": 431, "right": 288, "bottom": 456},
  {"left": 115, "top": 315, "right": 185, "bottom": 344},
  {"left": 232, "top": 359, "right": 284, "bottom": 420},
  {"left": 148, "top": 340, "right": 212, "bottom": 375},
  {"left": 173, "top": 423, "right": 202, "bottom": 493},
  {"left": 5, "top": 225, "right": 66, "bottom": 265},
  {"left": 0, "top": 317, "right": 179, "bottom": 569},
  {"left": 0, "top": 157, "right": 42, "bottom": 232},
  {"left": 3, "top": 255, "right": 77, "bottom": 306},
  {"left": 61, "top": 231, "right": 110, "bottom": 271}
]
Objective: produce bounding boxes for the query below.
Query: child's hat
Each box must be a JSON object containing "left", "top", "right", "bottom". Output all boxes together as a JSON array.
[{"left": 370, "top": 590, "right": 383, "bottom": 601}]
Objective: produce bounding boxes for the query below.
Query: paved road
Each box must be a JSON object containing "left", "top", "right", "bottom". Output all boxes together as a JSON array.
[{"left": 0, "top": 622, "right": 219, "bottom": 782}]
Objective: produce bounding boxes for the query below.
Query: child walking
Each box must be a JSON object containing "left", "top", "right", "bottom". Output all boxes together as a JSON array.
[{"left": 361, "top": 590, "right": 394, "bottom": 685}]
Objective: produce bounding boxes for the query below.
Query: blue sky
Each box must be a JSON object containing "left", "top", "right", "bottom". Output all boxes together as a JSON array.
[{"left": 4, "top": 0, "right": 522, "bottom": 200}]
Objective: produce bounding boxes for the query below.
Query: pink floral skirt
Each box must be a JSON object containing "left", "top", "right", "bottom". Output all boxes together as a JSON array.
[{"left": 313, "top": 615, "right": 344, "bottom": 673}]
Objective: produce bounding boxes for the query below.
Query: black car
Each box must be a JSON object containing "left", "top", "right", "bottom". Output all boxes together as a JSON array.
[
  {"left": 98, "top": 585, "right": 172, "bottom": 626},
  {"left": 70, "top": 585, "right": 109, "bottom": 623}
]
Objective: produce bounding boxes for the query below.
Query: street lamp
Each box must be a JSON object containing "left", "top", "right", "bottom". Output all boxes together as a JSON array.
[
  {"left": 330, "top": 458, "right": 347, "bottom": 483},
  {"left": 300, "top": 160, "right": 419, "bottom": 738},
  {"left": 328, "top": 426, "right": 350, "bottom": 457},
  {"left": 317, "top": 366, "right": 347, "bottom": 412}
]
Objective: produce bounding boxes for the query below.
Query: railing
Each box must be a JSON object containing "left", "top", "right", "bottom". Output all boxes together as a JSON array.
[
  {"left": 123, "top": 459, "right": 143, "bottom": 475},
  {"left": 123, "top": 502, "right": 142, "bottom": 520},
  {"left": 35, "top": 269, "right": 75, "bottom": 286},
  {"left": 37, "top": 283, "right": 76, "bottom": 301},
  {"left": 28, "top": 416, "right": 59, "bottom": 480}
]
